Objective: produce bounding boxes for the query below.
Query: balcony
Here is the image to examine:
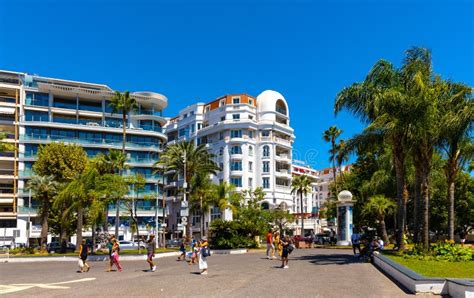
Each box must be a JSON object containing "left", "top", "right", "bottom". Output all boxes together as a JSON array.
[
  {"left": 275, "top": 169, "right": 291, "bottom": 178},
  {"left": 275, "top": 153, "right": 291, "bottom": 162},
  {"left": 17, "top": 206, "right": 40, "bottom": 215},
  {"left": 20, "top": 134, "right": 163, "bottom": 151},
  {"left": 127, "top": 157, "right": 157, "bottom": 165},
  {"left": 275, "top": 137, "right": 291, "bottom": 147},
  {"left": 0, "top": 168, "right": 14, "bottom": 178}
]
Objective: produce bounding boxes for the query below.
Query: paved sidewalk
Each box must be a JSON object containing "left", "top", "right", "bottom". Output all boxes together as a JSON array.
[{"left": 0, "top": 249, "right": 410, "bottom": 297}]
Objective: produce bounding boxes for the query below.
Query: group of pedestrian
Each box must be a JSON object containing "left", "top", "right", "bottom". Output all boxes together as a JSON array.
[
  {"left": 265, "top": 229, "right": 294, "bottom": 269},
  {"left": 177, "top": 237, "right": 210, "bottom": 275},
  {"left": 351, "top": 229, "right": 384, "bottom": 261}
]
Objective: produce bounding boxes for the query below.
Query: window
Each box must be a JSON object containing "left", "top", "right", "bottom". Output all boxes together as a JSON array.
[
  {"left": 230, "top": 177, "right": 242, "bottom": 187},
  {"left": 190, "top": 124, "right": 195, "bottom": 133},
  {"left": 220, "top": 116, "right": 225, "bottom": 121},
  {"left": 249, "top": 115, "right": 254, "bottom": 120},
  {"left": 263, "top": 145, "right": 270, "bottom": 157},
  {"left": 25, "top": 111, "right": 48, "bottom": 122},
  {"left": 248, "top": 130, "right": 253, "bottom": 138},
  {"left": 219, "top": 131, "right": 224, "bottom": 140},
  {"left": 210, "top": 207, "right": 221, "bottom": 221},
  {"left": 219, "top": 163, "right": 224, "bottom": 170},
  {"left": 197, "top": 123, "right": 202, "bottom": 130},
  {"left": 219, "top": 147, "right": 224, "bottom": 156},
  {"left": 232, "top": 97, "right": 240, "bottom": 104},
  {"left": 248, "top": 145, "right": 253, "bottom": 156},
  {"left": 230, "top": 130, "right": 242, "bottom": 138},
  {"left": 249, "top": 99, "right": 254, "bottom": 106},
  {"left": 263, "top": 178, "right": 270, "bottom": 189},
  {"left": 205, "top": 106, "right": 210, "bottom": 113},
  {"left": 25, "top": 92, "right": 49, "bottom": 106},
  {"left": 262, "top": 130, "right": 270, "bottom": 137},
  {"left": 262, "top": 161, "right": 270, "bottom": 173},
  {"left": 248, "top": 178, "right": 253, "bottom": 188},
  {"left": 230, "top": 146, "right": 242, "bottom": 154},
  {"left": 232, "top": 114, "right": 240, "bottom": 120},
  {"left": 219, "top": 99, "right": 226, "bottom": 107},
  {"left": 248, "top": 161, "right": 253, "bottom": 171},
  {"left": 231, "top": 161, "right": 242, "bottom": 171}
]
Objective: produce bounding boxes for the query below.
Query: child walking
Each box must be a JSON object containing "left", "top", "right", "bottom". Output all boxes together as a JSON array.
[{"left": 146, "top": 234, "right": 157, "bottom": 272}]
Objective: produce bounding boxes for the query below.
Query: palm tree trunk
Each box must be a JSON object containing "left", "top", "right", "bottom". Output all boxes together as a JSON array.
[
  {"left": 421, "top": 170, "right": 430, "bottom": 248},
  {"left": 379, "top": 216, "right": 389, "bottom": 244},
  {"left": 413, "top": 165, "right": 422, "bottom": 244},
  {"left": 91, "top": 223, "right": 96, "bottom": 255},
  {"left": 300, "top": 192, "right": 304, "bottom": 236},
  {"left": 76, "top": 206, "right": 83, "bottom": 250},
  {"left": 446, "top": 157, "right": 457, "bottom": 241},
  {"left": 331, "top": 139, "right": 337, "bottom": 194},
  {"left": 392, "top": 144, "right": 407, "bottom": 251},
  {"left": 103, "top": 205, "right": 109, "bottom": 232},
  {"left": 40, "top": 209, "right": 49, "bottom": 252},
  {"left": 115, "top": 200, "right": 120, "bottom": 238}
]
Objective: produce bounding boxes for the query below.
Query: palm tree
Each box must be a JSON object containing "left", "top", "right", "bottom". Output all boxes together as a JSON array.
[
  {"left": 155, "top": 141, "right": 220, "bottom": 239},
  {"left": 55, "top": 167, "right": 100, "bottom": 250},
  {"left": 26, "top": 175, "right": 59, "bottom": 252},
  {"left": 438, "top": 82, "right": 474, "bottom": 240},
  {"left": 212, "top": 182, "right": 239, "bottom": 220},
  {"left": 334, "top": 139, "right": 349, "bottom": 183},
  {"left": 362, "top": 195, "right": 396, "bottom": 243},
  {"left": 323, "top": 126, "right": 342, "bottom": 194},
  {"left": 93, "top": 149, "right": 127, "bottom": 236},
  {"left": 291, "top": 175, "right": 312, "bottom": 236},
  {"left": 189, "top": 173, "right": 215, "bottom": 237},
  {"left": 109, "top": 92, "right": 137, "bottom": 237},
  {"left": 335, "top": 56, "right": 412, "bottom": 250}
]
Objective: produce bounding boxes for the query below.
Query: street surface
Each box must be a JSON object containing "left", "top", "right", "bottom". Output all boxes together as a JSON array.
[{"left": 0, "top": 249, "right": 411, "bottom": 297}]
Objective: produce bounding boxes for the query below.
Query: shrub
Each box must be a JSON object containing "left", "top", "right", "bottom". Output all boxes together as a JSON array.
[
  {"left": 404, "top": 240, "right": 473, "bottom": 262},
  {"left": 209, "top": 219, "right": 259, "bottom": 249}
]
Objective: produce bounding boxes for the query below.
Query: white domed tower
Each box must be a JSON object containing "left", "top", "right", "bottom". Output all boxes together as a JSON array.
[{"left": 255, "top": 90, "right": 294, "bottom": 211}]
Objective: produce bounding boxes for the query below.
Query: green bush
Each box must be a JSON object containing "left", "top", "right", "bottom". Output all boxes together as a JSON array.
[
  {"left": 209, "top": 219, "right": 259, "bottom": 249},
  {"left": 8, "top": 247, "right": 37, "bottom": 255},
  {"left": 405, "top": 240, "right": 473, "bottom": 262}
]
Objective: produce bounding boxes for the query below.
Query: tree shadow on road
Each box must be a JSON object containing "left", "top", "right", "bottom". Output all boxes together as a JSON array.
[{"left": 291, "top": 253, "right": 359, "bottom": 266}]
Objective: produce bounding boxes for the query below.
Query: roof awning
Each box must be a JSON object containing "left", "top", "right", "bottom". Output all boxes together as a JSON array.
[{"left": 0, "top": 107, "right": 15, "bottom": 114}]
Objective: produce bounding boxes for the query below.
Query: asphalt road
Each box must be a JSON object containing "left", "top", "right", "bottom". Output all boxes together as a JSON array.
[{"left": 0, "top": 249, "right": 411, "bottom": 297}]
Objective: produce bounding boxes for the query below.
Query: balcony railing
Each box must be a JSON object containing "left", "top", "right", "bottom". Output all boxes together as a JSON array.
[{"left": 20, "top": 134, "right": 162, "bottom": 150}]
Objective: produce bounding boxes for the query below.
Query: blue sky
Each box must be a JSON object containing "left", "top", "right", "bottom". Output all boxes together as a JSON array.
[{"left": 1, "top": 0, "right": 473, "bottom": 169}]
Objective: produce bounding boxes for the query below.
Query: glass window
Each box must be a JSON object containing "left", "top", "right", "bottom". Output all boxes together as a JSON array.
[
  {"left": 219, "top": 131, "right": 224, "bottom": 140},
  {"left": 230, "top": 146, "right": 242, "bottom": 154},
  {"left": 232, "top": 114, "right": 240, "bottom": 120},
  {"left": 220, "top": 116, "right": 225, "bottom": 121},
  {"left": 263, "top": 145, "right": 270, "bottom": 157},
  {"left": 210, "top": 206, "right": 221, "bottom": 221},
  {"left": 263, "top": 178, "right": 270, "bottom": 189},
  {"left": 230, "top": 130, "right": 242, "bottom": 138},
  {"left": 219, "top": 147, "right": 224, "bottom": 156},
  {"left": 249, "top": 99, "right": 254, "bottom": 106},
  {"left": 248, "top": 161, "right": 253, "bottom": 171},
  {"left": 249, "top": 115, "right": 254, "bottom": 120},
  {"left": 53, "top": 114, "right": 76, "bottom": 124},
  {"left": 248, "top": 178, "right": 253, "bottom": 188},
  {"left": 104, "top": 118, "right": 122, "bottom": 128},
  {"left": 232, "top": 97, "right": 240, "bottom": 104},
  {"left": 231, "top": 161, "right": 242, "bottom": 171},
  {"left": 25, "top": 92, "right": 49, "bottom": 106},
  {"left": 248, "top": 130, "right": 253, "bottom": 138},
  {"left": 53, "top": 97, "right": 76, "bottom": 109},
  {"left": 262, "top": 130, "right": 270, "bottom": 137},
  {"left": 263, "top": 161, "right": 270, "bottom": 173},
  {"left": 25, "top": 111, "right": 48, "bottom": 122},
  {"left": 248, "top": 146, "right": 253, "bottom": 156},
  {"left": 51, "top": 129, "right": 75, "bottom": 140},
  {"left": 230, "top": 177, "right": 242, "bottom": 187},
  {"left": 79, "top": 100, "right": 102, "bottom": 112},
  {"left": 79, "top": 131, "right": 102, "bottom": 143},
  {"left": 219, "top": 99, "right": 226, "bottom": 107}
]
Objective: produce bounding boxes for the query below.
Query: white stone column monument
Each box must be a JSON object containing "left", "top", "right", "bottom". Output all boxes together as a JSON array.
[{"left": 336, "top": 190, "right": 355, "bottom": 246}]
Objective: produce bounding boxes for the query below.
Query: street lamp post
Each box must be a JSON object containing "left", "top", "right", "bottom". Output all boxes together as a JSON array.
[
  {"left": 154, "top": 183, "right": 159, "bottom": 248},
  {"left": 182, "top": 151, "right": 188, "bottom": 239}
]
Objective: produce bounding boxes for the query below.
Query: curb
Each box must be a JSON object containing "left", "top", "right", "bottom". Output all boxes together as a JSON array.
[{"left": 1, "top": 249, "right": 248, "bottom": 263}]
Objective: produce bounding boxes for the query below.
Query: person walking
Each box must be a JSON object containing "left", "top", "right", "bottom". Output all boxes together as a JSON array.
[
  {"left": 106, "top": 235, "right": 114, "bottom": 272},
  {"left": 274, "top": 232, "right": 282, "bottom": 257},
  {"left": 78, "top": 239, "right": 90, "bottom": 273},
  {"left": 146, "top": 234, "right": 156, "bottom": 272},
  {"left": 280, "top": 236, "right": 292, "bottom": 269},
  {"left": 266, "top": 229, "right": 275, "bottom": 259},
  {"left": 111, "top": 238, "right": 122, "bottom": 272},
  {"left": 198, "top": 237, "right": 209, "bottom": 275},
  {"left": 178, "top": 238, "right": 186, "bottom": 261},
  {"left": 351, "top": 229, "right": 361, "bottom": 255},
  {"left": 189, "top": 238, "right": 199, "bottom": 265}
]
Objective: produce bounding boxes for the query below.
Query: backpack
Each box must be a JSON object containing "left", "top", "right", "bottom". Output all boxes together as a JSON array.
[
  {"left": 288, "top": 243, "right": 295, "bottom": 254},
  {"left": 201, "top": 246, "right": 211, "bottom": 258}
]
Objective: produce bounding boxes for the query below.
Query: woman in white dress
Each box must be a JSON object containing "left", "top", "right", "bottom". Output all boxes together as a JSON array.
[{"left": 198, "top": 237, "right": 209, "bottom": 275}]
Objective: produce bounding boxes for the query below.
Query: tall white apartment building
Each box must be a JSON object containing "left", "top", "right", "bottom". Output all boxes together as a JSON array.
[
  {"left": 164, "top": 90, "right": 294, "bottom": 236},
  {"left": 290, "top": 161, "right": 323, "bottom": 235},
  {"left": 317, "top": 165, "right": 352, "bottom": 204},
  {"left": 0, "top": 70, "right": 168, "bottom": 246}
]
